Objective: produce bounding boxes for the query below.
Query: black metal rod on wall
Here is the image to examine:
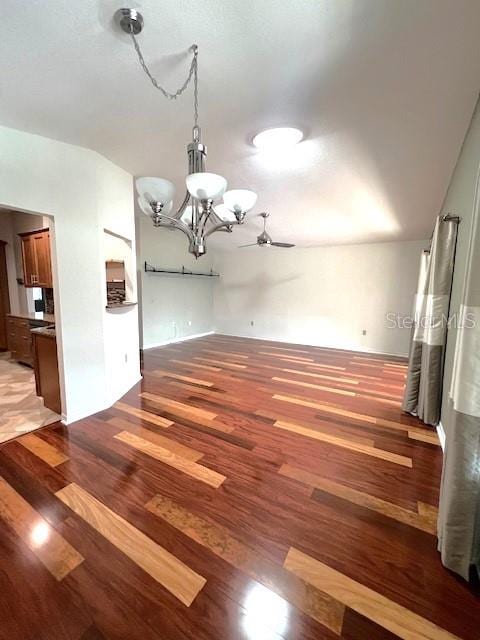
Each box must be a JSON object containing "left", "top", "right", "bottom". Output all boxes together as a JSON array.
[{"left": 144, "top": 261, "right": 220, "bottom": 277}]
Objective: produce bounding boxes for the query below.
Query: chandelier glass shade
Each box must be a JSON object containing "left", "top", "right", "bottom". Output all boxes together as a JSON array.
[
  {"left": 116, "top": 8, "right": 258, "bottom": 258},
  {"left": 185, "top": 172, "right": 228, "bottom": 201}
]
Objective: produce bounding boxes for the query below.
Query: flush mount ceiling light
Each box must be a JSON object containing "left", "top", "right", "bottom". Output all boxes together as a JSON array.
[
  {"left": 116, "top": 8, "right": 258, "bottom": 258},
  {"left": 252, "top": 127, "right": 304, "bottom": 151}
]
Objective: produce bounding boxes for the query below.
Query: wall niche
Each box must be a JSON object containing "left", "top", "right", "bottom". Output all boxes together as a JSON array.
[{"left": 103, "top": 230, "right": 136, "bottom": 309}]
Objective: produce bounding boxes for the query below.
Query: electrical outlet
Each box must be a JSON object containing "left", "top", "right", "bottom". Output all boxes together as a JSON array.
[
  {"left": 250, "top": 320, "right": 254, "bottom": 326},
  {"left": 188, "top": 320, "right": 192, "bottom": 326}
]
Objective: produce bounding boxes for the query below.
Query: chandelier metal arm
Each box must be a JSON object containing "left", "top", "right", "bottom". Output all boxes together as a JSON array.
[
  {"left": 154, "top": 214, "right": 194, "bottom": 240},
  {"left": 173, "top": 190, "right": 191, "bottom": 220},
  {"left": 209, "top": 207, "right": 226, "bottom": 225},
  {"left": 204, "top": 220, "right": 237, "bottom": 238}
]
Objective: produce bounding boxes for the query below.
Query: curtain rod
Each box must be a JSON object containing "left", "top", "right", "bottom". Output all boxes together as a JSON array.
[{"left": 441, "top": 213, "right": 461, "bottom": 223}]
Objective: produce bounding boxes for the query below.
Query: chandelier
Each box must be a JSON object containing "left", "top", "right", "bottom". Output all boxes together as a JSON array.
[{"left": 116, "top": 8, "right": 258, "bottom": 258}]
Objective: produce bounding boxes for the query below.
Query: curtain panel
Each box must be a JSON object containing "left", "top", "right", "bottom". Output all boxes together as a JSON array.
[
  {"left": 402, "top": 216, "right": 458, "bottom": 425},
  {"left": 438, "top": 195, "right": 480, "bottom": 580}
]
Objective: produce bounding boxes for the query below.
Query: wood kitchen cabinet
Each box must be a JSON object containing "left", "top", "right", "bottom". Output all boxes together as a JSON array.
[
  {"left": 19, "top": 228, "right": 53, "bottom": 288},
  {"left": 32, "top": 330, "right": 61, "bottom": 414},
  {"left": 6, "top": 314, "right": 55, "bottom": 366},
  {"left": 7, "top": 316, "right": 35, "bottom": 365}
]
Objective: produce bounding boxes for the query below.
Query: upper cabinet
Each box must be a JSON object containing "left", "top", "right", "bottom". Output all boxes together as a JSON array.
[{"left": 19, "top": 228, "right": 53, "bottom": 288}]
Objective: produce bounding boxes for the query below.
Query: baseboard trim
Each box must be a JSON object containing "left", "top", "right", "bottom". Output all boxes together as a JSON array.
[
  {"left": 143, "top": 331, "right": 214, "bottom": 350},
  {"left": 437, "top": 422, "right": 446, "bottom": 451},
  {"left": 214, "top": 332, "right": 408, "bottom": 359}
]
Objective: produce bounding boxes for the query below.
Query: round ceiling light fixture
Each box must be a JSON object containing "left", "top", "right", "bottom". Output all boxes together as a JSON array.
[{"left": 252, "top": 127, "right": 303, "bottom": 151}]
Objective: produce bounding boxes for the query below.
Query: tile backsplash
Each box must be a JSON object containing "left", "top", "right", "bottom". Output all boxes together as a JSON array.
[
  {"left": 44, "top": 288, "right": 54, "bottom": 314},
  {"left": 107, "top": 281, "right": 126, "bottom": 305}
]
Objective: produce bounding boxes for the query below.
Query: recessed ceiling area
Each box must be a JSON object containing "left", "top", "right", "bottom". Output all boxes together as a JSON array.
[{"left": 1, "top": 0, "right": 480, "bottom": 248}]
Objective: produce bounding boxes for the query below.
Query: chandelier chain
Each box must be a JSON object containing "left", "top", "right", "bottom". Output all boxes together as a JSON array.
[{"left": 129, "top": 32, "right": 198, "bottom": 126}]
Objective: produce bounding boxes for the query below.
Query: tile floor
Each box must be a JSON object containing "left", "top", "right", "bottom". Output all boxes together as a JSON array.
[{"left": 0, "top": 353, "right": 60, "bottom": 443}]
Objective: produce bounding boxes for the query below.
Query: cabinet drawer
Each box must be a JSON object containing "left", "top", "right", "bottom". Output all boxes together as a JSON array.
[
  {"left": 7, "top": 317, "right": 29, "bottom": 328},
  {"left": 7, "top": 332, "right": 17, "bottom": 353},
  {"left": 18, "top": 326, "right": 33, "bottom": 340},
  {"left": 6, "top": 317, "right": 34, "bottom": 366}
]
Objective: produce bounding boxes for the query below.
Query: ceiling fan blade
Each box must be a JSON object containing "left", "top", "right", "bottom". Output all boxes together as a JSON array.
[
  {"left": 271, "top": 242, "right": 295, "bottom": 248},
  {"left": 238, "top": 243, "right": 259, "bottom": 248}
]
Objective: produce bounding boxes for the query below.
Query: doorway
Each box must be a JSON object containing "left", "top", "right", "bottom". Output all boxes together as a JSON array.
[
  {"left": 0, "top": 208, "right": 61, "bottom": 442},
  {"left": 0, "top": 240, "right": 10, "bottom": 351}
]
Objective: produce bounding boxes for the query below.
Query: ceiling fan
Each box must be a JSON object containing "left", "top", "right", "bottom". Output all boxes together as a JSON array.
[{"left": 239, "top": 212, "right": 295, "bottom": 248}]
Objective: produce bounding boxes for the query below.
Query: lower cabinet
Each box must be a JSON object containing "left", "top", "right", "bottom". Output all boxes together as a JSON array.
[
  {"left": 32, "top": 332, "right": 61, "bottom": 414},
  {"left": 6, "top": 316, "right": 34, "bottom": 366}
]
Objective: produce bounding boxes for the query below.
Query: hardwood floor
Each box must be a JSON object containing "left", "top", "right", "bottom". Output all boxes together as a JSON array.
[{"left": 0, "top": 334, "right": 478, "bottom": 639}]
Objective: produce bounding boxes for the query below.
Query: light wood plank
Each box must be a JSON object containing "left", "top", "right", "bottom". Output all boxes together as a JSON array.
[
  {"left": 140, "top": 392, "right": 217, "bottom": 421},
  {"left": 352, "top": 356, "right": 406, "bottom": 367},
  {"left": 142, "top": 390, "right": 233, "bottom": 433},
  {"left": 114, "top": 401, "right": 173, "bottom": 428},
  {"left": 114, "top": 431, "right": 226, "bottom": 488},
  {"left": 56, "top": 483, "right": 206, "bottom": 606},
  {"left": 259, "top": 352, "right": 314, "bottom": 362},
  {"left": 254, "top": 409, "right": 375, "bottom": 446},
  {"left": 170, "top": 359, "right": 221, "bottom": 372},
  {"left": 274, "top": 421, "right": 412, "bottom": 467},
  {"left": 280, "top": 368, "right": 359, "bottom": 385},
  {"left": 273, "top": 394, "right": 376, "bottom": 423},
  {"left": 193, "top": 357, "right": 246, "bottom": 370},
  {"left": 349, "top": 361, "right": 390, "bottom": 369},
  {"left": 272, "top": 376, "right": 356, "bottom": 397},
  {"left": 408, "top": 430, "right": 440, "bottom": 446},
  {"left": 417, "top": 502, "right": 438, "bottom": 533},
  {"left": 306, "top": 363, "right": 346, "bottom": 371},
  {"left": 146, "top": 494, "right": 344, "bottom": 633},
  {"left": 0, "top": 476, "right": 83, "bottom": 580},
  {"left": 273, "top": 394, "right": 425, "bottom": 436},
  {"left": 202, "top": 349, "right": 249, "bottom": 359},
  {"left": 284, "top": 548, "right": 459, "bottom": 640},
  {"left": 107, "top": 417, "right": 204, "bottom": 461},
  {"left": 152, "top": 370, "right": 214, "bottom": 387},
  {"left": 279, "top": 465, "right": 434, "bottom": 533},
  {"left": 18, "top": 433, "right": 69, "bottom": 467},
  {"left": 263, "top": 346, "right": 311, "bottom": 354}
]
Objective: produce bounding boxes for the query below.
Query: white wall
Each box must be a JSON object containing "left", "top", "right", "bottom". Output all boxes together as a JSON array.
[
  {"left": 0, "top": 125, "right": 140, "bottom": 423},
  {"left": 213, "top": 239, "right": 427, "bottom": 356},
  {"left": 0, "top": 211, "right": 20, "bottom": 314},
  {"left": 440, "top": 99, "right": 480, "bottom": 426},
  {"left": 137, "top": 215, "right": 214, "bottom": 349}
]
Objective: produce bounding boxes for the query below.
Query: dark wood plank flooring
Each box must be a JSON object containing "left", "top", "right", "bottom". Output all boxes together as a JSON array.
[{"left": 0, "top": 334, "right": 478, "bottom": 639}]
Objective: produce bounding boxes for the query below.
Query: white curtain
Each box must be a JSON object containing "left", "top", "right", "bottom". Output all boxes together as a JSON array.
[
  {"left": 402, "top": 217, "right": 458, "bottom": 425},
  {"left": 438, "top": 192, "right": 480, "bottom": 580}
]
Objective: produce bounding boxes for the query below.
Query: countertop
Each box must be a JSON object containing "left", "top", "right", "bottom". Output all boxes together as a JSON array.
[
  {"left": 31, "top": 326, "right": 56, "bottom": 338},
  {"left": 7, "top": 312, "right": 55, "bottom": 324}
]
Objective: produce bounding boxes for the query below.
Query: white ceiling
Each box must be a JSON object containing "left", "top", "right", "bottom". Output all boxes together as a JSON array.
[{"left": 1, "top": 0, "right": 480, "bottom": 248}]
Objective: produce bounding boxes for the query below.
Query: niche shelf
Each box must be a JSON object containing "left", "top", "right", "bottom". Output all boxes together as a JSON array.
[
  {"left": 144, "top": 261, "right": 220, "bottom": 278},
  {"left": 104, "top": 231, "right": 137, "bottom": 310}
]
